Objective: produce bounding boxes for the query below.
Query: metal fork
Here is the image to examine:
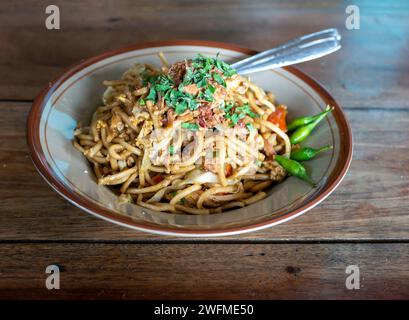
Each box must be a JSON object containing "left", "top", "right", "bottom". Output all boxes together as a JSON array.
[{"left": 231, "top": 28, "right": 341, "bottom": 75}]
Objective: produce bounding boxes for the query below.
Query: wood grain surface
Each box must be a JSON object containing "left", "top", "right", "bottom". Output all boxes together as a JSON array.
[
  {"left": 0, "top": 0, "right": 408, "bottom": 299},
  {"left": 0, "top": 243, "right": 408, "bottom": 299}
]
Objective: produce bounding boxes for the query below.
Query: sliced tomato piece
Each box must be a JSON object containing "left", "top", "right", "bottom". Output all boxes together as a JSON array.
[
  {"left": 151, "top": 175, "right": 164, "bottom": 184},
  {"left": 224, "top": 163, "right": 233, "bottom": 177},
  {"left": 267, "top": 105, "right": 288, "bottom": 131}
]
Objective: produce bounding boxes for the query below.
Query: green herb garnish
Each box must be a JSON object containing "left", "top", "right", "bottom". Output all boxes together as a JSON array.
[
  {"left": 202, "top": 85, "right": 216, "bottom": 102},
  {"left": 155, "top": 75, "right": 173, "bottom": 94},
  {"left": 183, "top": 67, "right": 195, "bottom": 85},
  {"left": 213, "top": 73, "right": 226, "bottom": 87},
  {"left": 174, "top": 101, "right": 188, "bottom": 114},
  {"left": 220, "top": 101, "right": 234, "bottom": 112},
  {"left": 222, "top": 102, "right": 259, "bottom": 126},
  {"left": 146, "top": 86, "right": 157, "bottom": 103},
  {"left": 246, "top": 123, "right": 254, "bottom": 131},
  {"left": 193, "top": 54, "right": 236, "bottom": 77},
  {"left": 143, "top": 54, "right": 237, "bottom": 116},
  {"left": 181, "top": 123, "right": 199, "bottom": 131},
  {"left": 166, "top": 89, "right": 198, "bottom": 114},
  {"left": 236, "top": 103, "right": 259, "bottom": 119},
  {"left": 228, "top": 112, "right": 245, "bottom": 126}
]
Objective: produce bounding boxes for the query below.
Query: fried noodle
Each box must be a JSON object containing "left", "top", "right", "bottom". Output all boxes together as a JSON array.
[{"left": 73, "top": 53, "right": 291, "bottom": 214}]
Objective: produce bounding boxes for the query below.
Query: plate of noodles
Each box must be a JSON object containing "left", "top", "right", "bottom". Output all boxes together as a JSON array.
[{"left": 27, "top": 41, "right": 352, "bottom": 237}]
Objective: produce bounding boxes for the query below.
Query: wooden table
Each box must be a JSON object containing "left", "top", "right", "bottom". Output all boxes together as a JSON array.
[{"left": 1, "top": 0, "right": 408, "bottom": 299}]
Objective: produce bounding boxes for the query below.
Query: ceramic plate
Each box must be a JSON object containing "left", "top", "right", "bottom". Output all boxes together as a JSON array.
[{"left": 27, "top": 41, "right": 353, "bottom": 237}]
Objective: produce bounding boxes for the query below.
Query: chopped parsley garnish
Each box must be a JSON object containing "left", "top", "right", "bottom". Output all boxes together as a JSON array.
[
  {"left": 207, "top": 84, "right": 216, "bottom": 94},
  {"left": 213, "top": 73, "right": 226, "bottom": 87},
  {"left": 146, "top": 85, "right": 157, "bottom": 103},
  {"left": 220, "top": 101, "right": 234, "bottom": 112},
  {"left": 215, "top": 59, "right": 236, "bottom": 77},
  {"left": 155, "top": 75, "right": 173, "bottom": 94},
  {"left": 143, "top": 54, "right": 237, "bottom": 116},
  {"left": 236, "top": 103, "right": 259, "bottom": 119},
  {"left": 138, "top": 98, "right": 146, "bottom": 106},
  {"left": 193, "top": 54, "right": 236, "bottom": 77},
  {"left": 183, "top": 67, "right": 195, "bottom": 85},
  {"left": 222, "top": 102, "right": 260, "bottom": 126},
  {"left": 228, "top": 112, "right": 245, "bottom": 126},
  {"left": 174, "top": 102, "right": 187, "bottom": 114},
  {"left": 166, "top": 89, "right": 198, "bottom": 114},
  {"left": 201, "top": 84, "right": 216, "bottom": 102},
  {"left": 196, "top": 77, "right": 208, "bottom": 88},
  {"left": 181, "top": 123, "right": 199, "bottom": 131},
  {"left": 190, "top": 67, "right": 211, "bottom": 88},
  {"left": 169, "top": 145, "right": 174, "bottom": 154},
  {"left": 246, "top": 123, "right": 254, "bottom": 131}
]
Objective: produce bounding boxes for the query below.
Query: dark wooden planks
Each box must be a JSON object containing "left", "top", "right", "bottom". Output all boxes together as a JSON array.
[
  {"left": 0, "top": 0, "right": 408, "bottom": 109},
  {"left": 0, "top": 243, "right": 408, "bottom": 299},
  {"left": 0, "top": 102, "right": 408, "bottom": 241}
]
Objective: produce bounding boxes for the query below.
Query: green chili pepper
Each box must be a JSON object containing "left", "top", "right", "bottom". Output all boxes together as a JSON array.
[
  {"left": 290, "top": 106, "right": 334, "bottom": 145},
  {"left": 290, "top": 145, "right": 333, "bottom": 161},
  {"left": 287, "top": 105, "right": 332, "bottom": 132},
  {"left": 274, "top": 155, "right": 316, "bottom": 186}
]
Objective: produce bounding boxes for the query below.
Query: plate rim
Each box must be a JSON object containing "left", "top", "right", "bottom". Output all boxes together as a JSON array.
[{"left": 27, "top": 40, "right": 353, "bottom": 237}]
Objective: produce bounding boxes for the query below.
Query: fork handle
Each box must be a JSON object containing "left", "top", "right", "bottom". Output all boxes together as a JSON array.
[{"left": 231, "top": 28, "right": 341, "bottom": 75}]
